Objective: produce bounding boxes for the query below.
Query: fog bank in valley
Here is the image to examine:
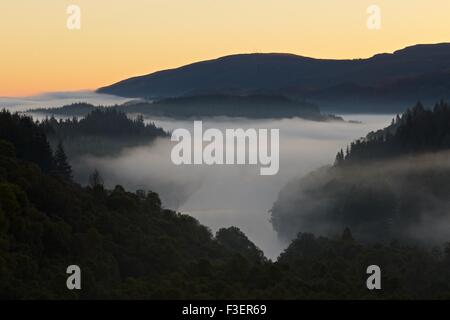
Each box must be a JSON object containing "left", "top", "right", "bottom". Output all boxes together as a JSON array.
[{"left": 71, "top": 115, "right": 394, "bottom": 259}]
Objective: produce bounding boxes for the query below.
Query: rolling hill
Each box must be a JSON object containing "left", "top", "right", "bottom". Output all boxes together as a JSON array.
[{"left": 98, "top": 43, "right": 450, "bottom": 113}]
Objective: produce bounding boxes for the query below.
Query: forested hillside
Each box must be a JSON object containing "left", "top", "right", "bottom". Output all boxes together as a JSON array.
[
  {"left": 335, "top": 100, "right": 450, "bottom": 164},
  {"left": 0, "top": 110, "right": 267, "bottom": 298},
  {"left": 272, "top": 101, "right": 450, "bottom": 244},
  {"left": 3, "top": 109, "right": 450, "bottom": 299}
]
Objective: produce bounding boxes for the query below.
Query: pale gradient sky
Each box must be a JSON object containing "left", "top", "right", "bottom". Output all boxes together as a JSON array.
[{"left": 1, "top": 0, "right": 449, "bottom": 96}]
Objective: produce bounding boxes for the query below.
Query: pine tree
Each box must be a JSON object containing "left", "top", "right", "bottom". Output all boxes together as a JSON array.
[
  {"left": 341, "top": 227, "right": 354, "bottom": 242},
  {"left": 334, "top": 149, "right": 344, "bottom": 166},
  {"left": 89, "top": 169, "right": 104, "bottom": 188},
  {"left": 54, "top": 141, "right": 73, "bottom": 180}
]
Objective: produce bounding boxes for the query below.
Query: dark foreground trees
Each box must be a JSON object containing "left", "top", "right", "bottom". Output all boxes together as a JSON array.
[{"left": 54, "top": 141, "right": 73, "bottom": 181}]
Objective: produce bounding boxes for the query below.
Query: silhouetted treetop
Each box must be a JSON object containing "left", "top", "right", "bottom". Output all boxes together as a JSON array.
[
  {"left": 337, "top": 100, "right": 450, "bottom": 164},
  {"left": 39, "top": 108, "right": 168, "bottom": 139}
]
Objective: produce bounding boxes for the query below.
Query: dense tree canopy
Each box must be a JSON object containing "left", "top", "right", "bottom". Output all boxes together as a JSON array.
[
  {"left": 39, "top": 108, "right": 167, "bottom": 139},
  {"left": 337, "top": 100, "right": 450, "bottom": 164},
  {"left": 0, "top": 110, "right": 54, "bottom": 172}
]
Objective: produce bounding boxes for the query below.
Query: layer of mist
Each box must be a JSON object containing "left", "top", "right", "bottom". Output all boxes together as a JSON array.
[
  {"left": 0, "top": 91, "right": 132, "bottom": 112},
  {"left": 69, "top": 115, "right": 394, "bottom": 259}
]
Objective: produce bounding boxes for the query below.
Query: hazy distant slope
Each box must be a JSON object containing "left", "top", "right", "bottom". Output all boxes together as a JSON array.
[
  {"left": 37, "top": 108, "right": 168, "bottom": 158},
  {"left": 271, "top": 100, "right": 450, "bottom": 243},
  {"left": 30, "top": 95, "right": 343, "bottom": 120},
  {"left": 118, "top": 94, "right": 341, "bottom": 120},
  {"left": 98, "top": 43, "right": 450, "bottom": 112}
]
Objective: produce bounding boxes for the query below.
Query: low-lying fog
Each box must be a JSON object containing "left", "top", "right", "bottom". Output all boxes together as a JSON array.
[
  {"left": 71, "top": 115, "right": 394, "bottom": 260},
  {"left": 2, "top": 92, "right": 395, "bottom": 259},
  {"left": 0, "top": 91, "right": 132, "bottom": 112}
]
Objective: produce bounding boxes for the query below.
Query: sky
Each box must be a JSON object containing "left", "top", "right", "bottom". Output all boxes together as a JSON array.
[{"left": 1, "top": 0, "right": 450, "bottom": 96}]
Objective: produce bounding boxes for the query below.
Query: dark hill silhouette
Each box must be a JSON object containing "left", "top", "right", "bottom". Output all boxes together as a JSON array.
[
  {"left": 98, "top": 43, "right": 450, "bottom": 113},
  {"left": 117, "top": 94, "right": 340, "bottom": 120},
  {"left": 30, "top": 96, "right": 343, "bottom": 120}
]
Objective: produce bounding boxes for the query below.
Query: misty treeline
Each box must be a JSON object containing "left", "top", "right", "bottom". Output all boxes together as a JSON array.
[
  {"left": 335, "top": 100, "right": 450, "bottom": 164},
  {"left": 0, "top": 109, "right": 267, "bottom": 298},
  {"left": 31, "top": 102, "right": 98, "bottom": 117},
  {"left": 37, "top": 108, "right": 168, "bottom": 158},
  {"left": 36, "top": 107, "right": 195, "bottom": 210},
  {"left": 272, "top": 100, "right": 450, "bottom": 245},
  {"left": 2, "top": 107, "right": 450, "bottom": 299}
]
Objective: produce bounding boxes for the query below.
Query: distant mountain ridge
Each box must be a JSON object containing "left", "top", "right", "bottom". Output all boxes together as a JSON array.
[{"left": 97, "top": 43, "right": 450, "bottom": 113}]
